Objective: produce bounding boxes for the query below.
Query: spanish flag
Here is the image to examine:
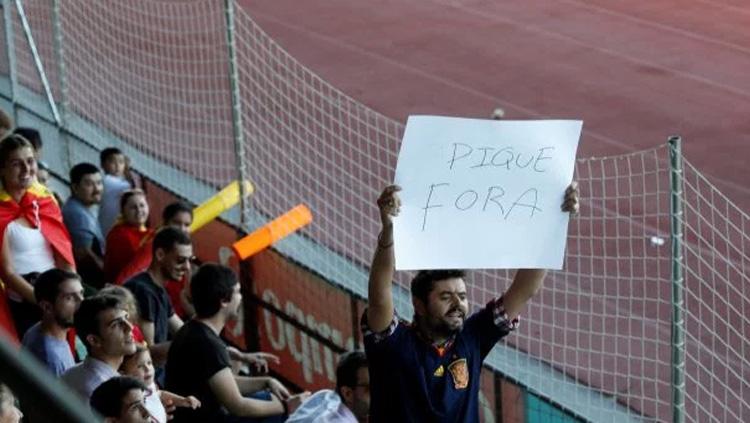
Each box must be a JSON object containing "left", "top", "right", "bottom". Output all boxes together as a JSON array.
[{"left": 0, "top": 182, "right": 75, "bottom": 343}]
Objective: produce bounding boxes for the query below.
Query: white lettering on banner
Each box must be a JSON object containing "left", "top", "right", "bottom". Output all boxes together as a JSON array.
[{"left": 261, "top": 288, "right": 358, "bottom": 384}]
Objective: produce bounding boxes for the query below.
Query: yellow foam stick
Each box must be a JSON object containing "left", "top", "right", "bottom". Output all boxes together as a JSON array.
[
  {"left": 232, "top": 204, "right": 312, "bottom": 260},
  {"left": 190, "top": 180, "right": 255, "bottom": 233}
]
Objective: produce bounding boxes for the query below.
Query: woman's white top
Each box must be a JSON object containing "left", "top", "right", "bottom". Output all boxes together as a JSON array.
[{"left": 5, "top": 219, "right": 55, "bottom": 301}]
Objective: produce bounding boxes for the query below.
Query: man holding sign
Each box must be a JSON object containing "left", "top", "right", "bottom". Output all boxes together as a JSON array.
[{"left": 362, "top": 117, "right": 581, "bottom": 422}]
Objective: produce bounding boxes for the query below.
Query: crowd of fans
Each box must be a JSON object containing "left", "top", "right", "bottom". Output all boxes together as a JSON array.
[{"left": 0, "top": 111, "right": 360, "bottom": 423}]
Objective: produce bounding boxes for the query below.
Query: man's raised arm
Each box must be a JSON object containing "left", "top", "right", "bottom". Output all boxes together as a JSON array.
[
  {"left": 367, "top": 185, "right": 401, "bottom": 332},
  {"left": 502, "top": 182, "right": 580, "bottom": 320}
]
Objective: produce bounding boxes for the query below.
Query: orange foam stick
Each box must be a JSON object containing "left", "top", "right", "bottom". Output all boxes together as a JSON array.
[{"left": 232, "top": 204, "right": 312, "bottom": 260}]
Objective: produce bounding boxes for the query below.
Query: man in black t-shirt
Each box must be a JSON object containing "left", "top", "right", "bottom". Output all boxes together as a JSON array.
[
  {"left": 165, "top": 264, "right": 307, "bottom": 422},
  {"left": 124, "top": 227, "right": 191, "bottom": 346}
]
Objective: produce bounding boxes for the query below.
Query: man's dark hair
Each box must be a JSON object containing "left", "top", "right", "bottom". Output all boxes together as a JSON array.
[
  {"left": 162, "top": 201, "right": 193, "bottom": 222},
  {"left": 336, "top": 351, "right": 367, "bottom": 394},
  {"left": 152, "top": 226, "right": 191, "bottom": 259},
  {"left": 34, "top": 268, "right": 80, "bottom": 304},
  {"left": 75, "top": 294, "right": 123, "bottom": 350},
  {"left": 410, "top": 269, "right": 467, "bottom": 304},
  {"left": 90, "top": 376, "right": 146, "bottom": 418},
  {"left": 191, "top": 263, "right": 237, "bottom": 318},
  {"left": 69, "top": 162, "right": 100, "bottom": 185},
  {"left": 12, "top": 127, "right": 41, "bottom": 151},
  {"left": 100, "top": 147, "right": 123, "bottom": 167}
]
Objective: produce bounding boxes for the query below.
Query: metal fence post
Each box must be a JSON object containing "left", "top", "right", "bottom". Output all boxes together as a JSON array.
[
  {"left": 52, "top": 0, "right": 71, "bottom": 169},
  {"left": 669, "top": 135, "right": 686, "bottom": 423},
  {"left": 224, "top": 0, "right": 250, "bottom": 232},
  {"left": 2, "top": 0, "right": 18, "bottom": 121}
]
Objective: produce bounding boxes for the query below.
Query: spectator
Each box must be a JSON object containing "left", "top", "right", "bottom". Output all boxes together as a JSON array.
[
  {"left": 89, "top": 376, "right": 154, "bottom": 423},
  {"left": 99, "top": 148, "right": 141, "bottom": 236},
  {"left": 166, "top": 264, "right": 306, "bottom": 422},
  {"left": 35, "top": 160, "right": 64, "bottom": 205},
  {"left": 0, "top": 134, "right": 75, "bottom": 336},
  {"left": 0, "top": 385, "right": 22, "bottom": 423},
  {"left": 21, "top": 269, "right": 83, "bottom": 376},
  {"left": 162, "top": 202, "right": 192, "bottom": 234},
  {"left": 62, "top": 162, "right": 105, "bottom": 290},
  {"left": 362, "top": 184, "right": 579, "bottom": 422},
  {"left": 124, "top": 227, "right": 190, "bottom": 347},
  {"left": 62, "top": 295, "right": 137, "bottom": 401},
  {"left": 12, "top": 127, "right": 41, "bottom": 158},
  {"left": 104, "top": 189, "right": 153, "bottom": 284},
  {"left": 121, "top": 343, "right": 201, "bottom": 423},
  {"left": 287, "top": 351, "right": 369, "bottom": 423}
]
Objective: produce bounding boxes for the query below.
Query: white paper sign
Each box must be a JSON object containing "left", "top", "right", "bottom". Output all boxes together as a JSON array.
[{"left": 393, "top": 116, "right": 581, "bottom": 270}]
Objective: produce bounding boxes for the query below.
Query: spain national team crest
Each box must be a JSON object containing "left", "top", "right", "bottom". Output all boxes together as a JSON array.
[{"left": 447, "top": 358, "right": 469, "bottom": 389}]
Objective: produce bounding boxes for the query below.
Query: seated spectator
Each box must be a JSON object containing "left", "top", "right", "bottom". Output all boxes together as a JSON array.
[
  {"left": 0, "top": 385, "right": 22, "bottom": 423},
  {"left": 62, "top": 162, "right": 105, "bottom": 290},
  {"left": 21, "top": 269, "right": 84, "bottom": 376},
  {"left": 12, "top": 127, "right": 41, "bottom": 158},
  {"left": 62, "top": 295, "right": 137, "bottom": 401},
  {"left": 121, "top": 343, "right": 201, "bottom": 423},
  {"left": 99, "top": 148, "right": 143, "bottom": 236},
  {"left": 161, "top": 201, "right": 192, "bottom": 234},
  {"left": 0, "top": 134, "right": 75, "bottom": 336},
  {"left": 124, "top": 227, "right": 191, "bottom": 347},
  {"left": 166, "top": 264, "right": 306, "bottom": 422},
  {"left": 286, "top": 351, "right": 369, "bottom": 423},
  {"left": 89, "top": 376, "right": 154, "bottom": 423},
  {"left": 99, "top": 285, "right": 146, "bottom": 344},
  {"left": 104, "top": 189, "right": 153, "bottom": 284}
]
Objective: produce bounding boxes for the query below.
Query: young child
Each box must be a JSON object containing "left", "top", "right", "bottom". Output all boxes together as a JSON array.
[
  {"left": 99, "top": 147, "right": 141, "bottom": 236},
  {"left": 120, "top": 344, "right": 200, "bottom": 423}
]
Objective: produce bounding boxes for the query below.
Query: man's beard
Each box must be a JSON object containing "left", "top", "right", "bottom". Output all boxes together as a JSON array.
[{"left": 54, "top": 314, "right": 75, "bottom": 328}]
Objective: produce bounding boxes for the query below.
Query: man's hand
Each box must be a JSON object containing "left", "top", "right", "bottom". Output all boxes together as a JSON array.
[
  {"left": 242, "top": 352, "right": 281, "bottom": 374},
  {"left": 266, "top": 378, "right": 291, "bottom": 400},
  {"left": 377, "top": 185, "right": 401, "bottom": 228},
  {"left": 561, "top": 181, "right": 579, "bottom": 214},
  {"left": 226, "top": 347, "right": 281, "bottom": 374}
]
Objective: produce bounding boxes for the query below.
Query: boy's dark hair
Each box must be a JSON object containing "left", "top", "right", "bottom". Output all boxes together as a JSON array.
[
  {"left": 90, "top": 376, "right": 146, "bottom": 418},
  {"left": 152, "top": 226, "right": 191, "bottom": 258},
  {"left": 74, "top": 294, "right": 123, "bottom": 350},
  {"left": 410, "top": 269, "right": 467, "bottom": 304},
  {"left": 100, "top": 147, "right": 123, "bottom": 167},
  {"left": 34, "top": 268, "right": 80, "bottom": 304},
  {"left": 162, "top": 201, "right": 193, "bottom": 222},
  {"left": 69, "top": 162, "right": 100, "bottom": 185},
  {"left": 336, "top": 351, "right": 368, "bottom": 394},
  {"left": 191, "top": 263, "right": 237, "bottom": 318},
  {"left": 13, "top": 127, "right": 41, "bottom": 150}
]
